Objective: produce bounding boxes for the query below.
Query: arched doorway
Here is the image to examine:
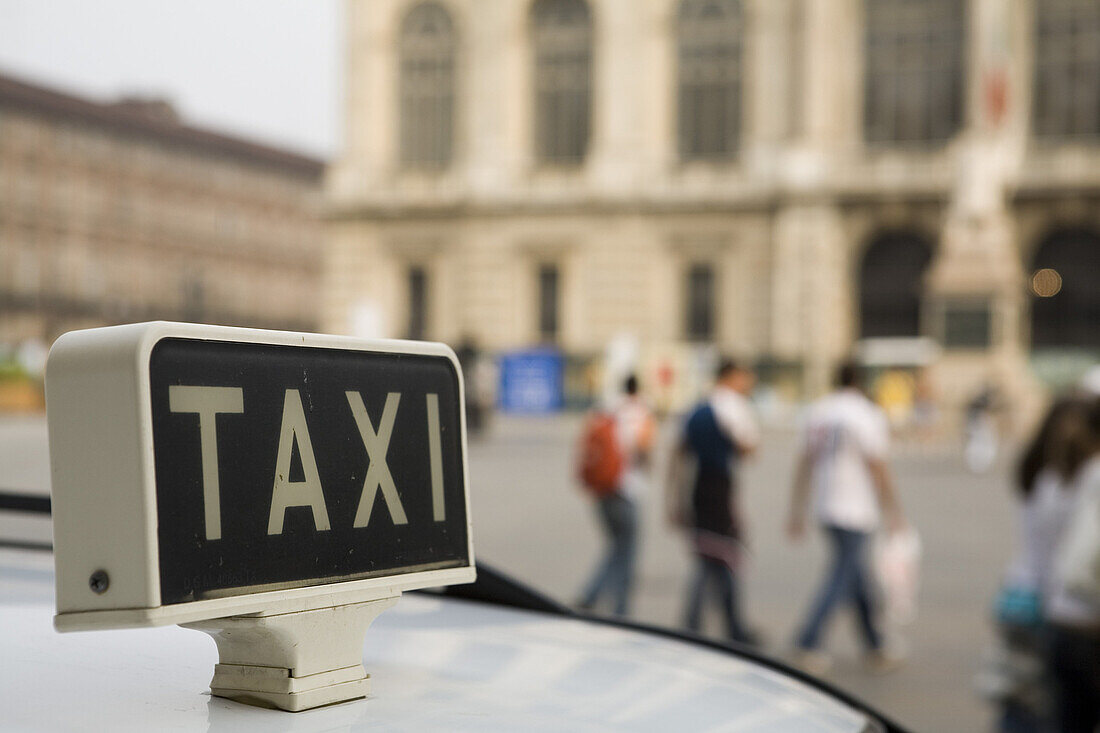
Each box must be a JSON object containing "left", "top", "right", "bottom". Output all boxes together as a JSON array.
[
  {"left": 1030, "top": 229, "right": 1100, "bottom": 353},
  {"left": 859, "top": 231, "right": 933, "bottom": 338}
]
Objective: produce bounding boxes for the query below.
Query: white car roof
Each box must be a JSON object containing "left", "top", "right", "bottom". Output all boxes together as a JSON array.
[{"left": 0, "top": 548, "right": 876, "bottom": 732}]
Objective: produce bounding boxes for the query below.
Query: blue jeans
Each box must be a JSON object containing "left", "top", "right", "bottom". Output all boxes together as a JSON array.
[
  {"left": 684, "top": 556, "right": 752, "bottom": 644},
  {"left": 580, "top": 493, "right": 637, "bottom": 615},
  {"left": 998, "top": 701, "right": 1044, "bottom": 733},
  {"left": 796, "top": 525, "right": 882, "bottom": 651}
]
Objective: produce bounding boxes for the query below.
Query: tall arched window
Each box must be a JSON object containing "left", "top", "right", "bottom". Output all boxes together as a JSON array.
[
  {"left": 1033, "top": 0, "right": 1100, "bottom": 138},
  {"left": 863, "top": 0, "right": 964, "bottom": 144},
  {"left": 531, "top": 0, "right": 592, "bottom": 165},
  {"left": 677, "top": 0, "right": 743, "bottom": 162},
  {"left": 1030, "top": 230, "right": 1100, "bottom": 350},
  {"left": 399, "top": 2, "right": 456, "bottom": 169},
  {"left": 859, "top": 231, "right": 933, "bottom": 338}
]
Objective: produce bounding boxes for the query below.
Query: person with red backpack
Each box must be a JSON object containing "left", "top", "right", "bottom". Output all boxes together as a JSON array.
[{"left": 577, "top": 374, "right": 656, "bottom": 615}]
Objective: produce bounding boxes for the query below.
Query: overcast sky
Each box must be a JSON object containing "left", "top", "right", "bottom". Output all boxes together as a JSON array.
[{"left": 0, "top": 0, "right": 342, "bottom": 158}]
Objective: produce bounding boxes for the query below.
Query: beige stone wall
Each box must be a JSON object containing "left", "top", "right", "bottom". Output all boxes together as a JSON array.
[
  {"left": 327, "top": 0, "right": 1100, "bottom": 412},
  {"left": 325, "top": 210, "right": 776, "bottom": 355},
  {"left": 0, "top": 105, "right": 323, "bottom": 344}
]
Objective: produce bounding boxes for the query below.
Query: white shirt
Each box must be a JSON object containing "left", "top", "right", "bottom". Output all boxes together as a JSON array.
[
  {"left": 1049, "top": 456, "right": 1100, "bottom": 626},
  {"left": 1006, "top": 468, "right": 1075, "bottom": 602},
  {"left": 613, "top": 396, "right": 655, "bottom": 500},
  {"left": 709, "top": 385, "right": 759, "bottom": 453},
  {"left": 801, "top": 389, "right": 889, "bottom": 532}
]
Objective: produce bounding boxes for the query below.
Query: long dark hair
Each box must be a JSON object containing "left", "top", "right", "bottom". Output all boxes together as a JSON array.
[
  {"left": 1074, "top": 396, "right": 1100, "bottom": 478},
  {"left": 1016, "top": 397, "right": 1093, "bottom": 496}
]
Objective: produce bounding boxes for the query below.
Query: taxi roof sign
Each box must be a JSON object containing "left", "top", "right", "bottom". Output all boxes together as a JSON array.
[{"left": 45, "top": 322, "right": 476, "bottom": 710}]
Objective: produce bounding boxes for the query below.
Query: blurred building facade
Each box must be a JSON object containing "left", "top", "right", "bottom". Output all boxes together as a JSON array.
[
  {"left": 325, "top": 0, "right": 1100, "bottom": 418},
  {"left": 0, "top": 72, "right": 324, "bottom": 345}
]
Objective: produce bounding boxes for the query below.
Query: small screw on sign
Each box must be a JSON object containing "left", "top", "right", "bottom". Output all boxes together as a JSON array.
[{"left": 89, "top": 570, "right": 110, "bottom": 594}]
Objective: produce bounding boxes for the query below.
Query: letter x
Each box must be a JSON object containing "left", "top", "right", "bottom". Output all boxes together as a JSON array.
[{"left": 347, "top": 391, "right": 408, "bottom": 527}]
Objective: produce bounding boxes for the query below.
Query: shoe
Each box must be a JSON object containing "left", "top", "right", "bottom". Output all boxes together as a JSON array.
[
  {"left": 791, "top": 649, "right": 832, "bottom": 677},
  {"left": 864, "top": 648, "right": 906, "bottom": 674},
  {"left": 731, "top": 627, "right": 765, "bottom": 649}
]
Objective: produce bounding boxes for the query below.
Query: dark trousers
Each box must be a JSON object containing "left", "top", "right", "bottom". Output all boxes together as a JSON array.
[
  {"left": 684, "top": 556, "right": 752, "bottom": 644},
  {"left": 998, "top": 702, "right": 1044, "bottom": 733},
  {"left": 580, "top": 493, "right": 638, "bottom": 615},
  {"left": 796, "top": 525, "right": 882, "bottom": 651},
  {"left": 1047, "top": 624, "right": 1100, "bottom": 733}
]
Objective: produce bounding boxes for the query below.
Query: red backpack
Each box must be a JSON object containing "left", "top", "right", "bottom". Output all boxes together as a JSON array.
[{"left": 577, "top": 412, "right": 624, "bottom": 496}]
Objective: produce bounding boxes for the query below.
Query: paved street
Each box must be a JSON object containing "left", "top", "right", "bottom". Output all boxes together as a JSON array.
[
  {"left": 0, "top": 413, "right": 1014, "bottom": 732},
  {"left": 466, "top": 414, "right": 1014, "bottom": 733}
]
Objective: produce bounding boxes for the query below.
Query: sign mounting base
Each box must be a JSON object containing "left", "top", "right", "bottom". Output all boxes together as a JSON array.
[{"left": 183, "top": 595, "right": 399, "bottom": 712}]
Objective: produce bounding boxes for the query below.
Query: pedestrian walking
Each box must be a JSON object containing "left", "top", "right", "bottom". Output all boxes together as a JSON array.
[
  {"left": 980, "top": 395, "right": 1091, "bottom": 732},
  {"left": 455, "top": 337, "right": 486, "bottom": 436},
  {"left": 669, "top": 357, "right": 760, "bottom": 645},
  {"left": 786, "top": 361, "right": 906, "bottom": 675},
  {"left": 1043, "top": 394, "right": 1100, "bottom": 733},
  {"left": 577, "top": 374, "right": 656, "bottom": 615},
  {"left": 966, "top": 382, "right": 1001, "bottom": 473}
]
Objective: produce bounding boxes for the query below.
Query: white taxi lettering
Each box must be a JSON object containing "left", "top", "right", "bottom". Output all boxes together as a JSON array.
[
  {"left": 170, "top": 386, "right": 450, "bottom": 537},
  {"left": 347, "top": 391, "right": 408, "bottom": 528},
  {"left": 268, "top": 389, "right": 331, "bottom": 535},
  {"left": 168, "top": 385, "right": 244, "bottom": 540},
  {"left": 426, "top": 393, "right": 445, "bottom": 522}
]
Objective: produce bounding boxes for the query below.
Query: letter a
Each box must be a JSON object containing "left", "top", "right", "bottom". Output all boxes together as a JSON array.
[
  {"left": 268, "top": 389, "right": 331, "bottom": 534},
  {"left": 347, "top": 391, "right": 408, "bottom": 527}
]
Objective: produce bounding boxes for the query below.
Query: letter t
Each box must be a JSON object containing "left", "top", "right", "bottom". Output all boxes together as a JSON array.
[{"left": 169, "top": 385, "right": 244, "bottom": 540}]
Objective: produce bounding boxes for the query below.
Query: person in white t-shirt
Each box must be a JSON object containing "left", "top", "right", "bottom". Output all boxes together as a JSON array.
[{"left": 786, "top": 361, "right": 905, "bottom": 674}]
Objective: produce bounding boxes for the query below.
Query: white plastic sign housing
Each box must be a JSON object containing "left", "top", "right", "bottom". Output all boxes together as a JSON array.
[{"left": 45, "top": 322, "right": 476, "bottom": 709}]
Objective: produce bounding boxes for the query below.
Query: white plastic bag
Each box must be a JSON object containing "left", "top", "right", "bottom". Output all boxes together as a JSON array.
[{"left": 875, "top": 527, "right": 922, "bottom": 625}]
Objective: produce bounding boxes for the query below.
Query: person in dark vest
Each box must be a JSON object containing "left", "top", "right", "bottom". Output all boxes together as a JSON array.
[{"left": 669, "top": 357, "right": 760, "bottom": 645}]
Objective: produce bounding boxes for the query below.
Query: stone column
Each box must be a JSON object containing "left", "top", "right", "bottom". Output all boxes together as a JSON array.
[
  {"left": 768, "top": 0, "right": 858, "bottom": 399},
  {"left": 923, "top": 0, "right": 1041, "bottom": 431},
  {"left": 771, "top": 203, "right": 850, "bottom": 399}
]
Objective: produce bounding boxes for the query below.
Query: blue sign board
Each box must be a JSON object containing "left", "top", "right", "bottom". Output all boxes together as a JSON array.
[{"left": 498, "top": 349, "right": 564, "bottom": 414}]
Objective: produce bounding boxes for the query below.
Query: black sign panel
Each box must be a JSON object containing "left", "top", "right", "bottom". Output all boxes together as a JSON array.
[{"left": 149, "top": 338, "right": 469, "bottom": 605}]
